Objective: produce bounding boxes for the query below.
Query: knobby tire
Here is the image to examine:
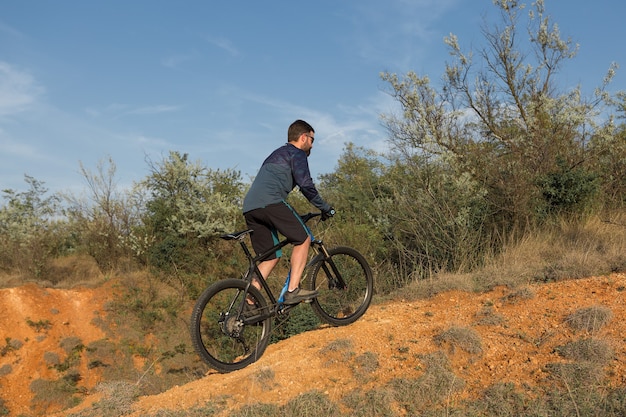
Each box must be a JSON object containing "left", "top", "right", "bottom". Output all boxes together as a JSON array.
[
  {"left": 307, "top": 246, "right": 373, "bottom": 326},
  {"left": 190, "top": 279, "right": 271, "bottom": 373}
]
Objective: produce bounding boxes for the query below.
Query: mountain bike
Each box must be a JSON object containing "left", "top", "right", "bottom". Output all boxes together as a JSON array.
[{"left": 190, "top": 212, "right": 374, "bottom": 373}]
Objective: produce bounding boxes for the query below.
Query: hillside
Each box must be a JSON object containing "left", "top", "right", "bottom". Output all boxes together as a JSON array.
[{"left": 1, "top": 273, "right": 624, "bottom": 416}]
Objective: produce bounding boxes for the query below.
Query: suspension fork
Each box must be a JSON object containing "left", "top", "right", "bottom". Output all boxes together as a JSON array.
[{"left": 311, "top": 242, "right": 348, "bottom": 290}]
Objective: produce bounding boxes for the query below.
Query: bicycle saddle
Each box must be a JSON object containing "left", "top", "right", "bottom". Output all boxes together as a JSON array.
[{"left": 220, "top": 229, "right": 254, "bottom": 241}]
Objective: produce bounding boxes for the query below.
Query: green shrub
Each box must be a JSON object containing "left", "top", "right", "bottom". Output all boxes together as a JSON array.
[
  {"left": 30, "top": 372, "right": 83, "bottom": 414},
  {"left": 26, "top": 318, "right": 52, "bottom": 332},
  {"left": 538, "top": 158, "right": 600, "bottom": 218},
  {"left": 0, "top": 338, "right": 23, "bottom": 356}
]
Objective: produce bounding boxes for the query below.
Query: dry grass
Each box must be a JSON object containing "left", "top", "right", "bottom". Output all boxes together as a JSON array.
[
  {"left": 342, "top": 387, "right": 397, "bottom": 417},
  {"left": 474, "top": 305, "right": 506, "bottom": 326},
  {"left": 565, "top": 305, "right": 613, "bottom": 333},
  {"left": 0, "top": 364, "right": 12, "bottom": 377},
  {"left": 319, "top": 338, "right": 355, "bottom": 367},
  {"left": 478, "top": 212, "right": 626, "bottom": 288},
  {"left": 251, "top": 366, "right": 276, "bottom": 391},
  {"left": 228, "top": 391, "right": 339, "bottom": 417},
  {"left": 351, "top": 351, "right": 380, "bottom": 382},
  {"left": 45, "top": 254, "right": 106, "bottom": 288},
  {"left": 500, "top": 287, "right": 535, "bottom": 304},
  {"left": 382, "top": 212, "right": 626, "bottom": 303},
  {"left": 30, "top": 372, "right": 83, "bottom": 414},
  {"left": 67, "top": 381, "right": 140, "bottom": 417},
  {"left": 389, "top": 351, "right": 465, "bottom": 414},
  {"left": 433, "top": 326, "right": 483, "bottom": 354},
  {"left": 282, "top": 391, "right": 341, "bottom": 417},
  {"left": 555, "top": 338, "right": 614, "bottom": 363},
  {"left": 229, "top": 403, "right": 279, "bottom": 417}
]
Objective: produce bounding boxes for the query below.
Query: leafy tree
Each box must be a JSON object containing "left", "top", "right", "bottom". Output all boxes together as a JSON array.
[
  {"left": 140, "top": 151, "right": 245, "bottom": 282},
  {"left": 319, "top": 144, "right": 390, "bottom": 239},
  {"left": 537, "top": 157, "right": 599, "bottom": 217},
  {"left": 1, "top": 175, "right": 59, "bottom": 240},
  {"left": 378, "top": 0, "right": 621, "bottom": 276},
  {"left": 589, "top": 95, "right": 626, "bottom": 208},
  {"left": 63, "top": 156, "right": 143, "bottom": 271},
  {"left": 0, "top": 175, "right": 62, "bottom": 277}
]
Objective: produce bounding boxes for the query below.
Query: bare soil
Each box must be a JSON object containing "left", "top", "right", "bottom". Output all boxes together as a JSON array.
[{"left": 1, "top": 273, "right": 624, "bottom": 416}]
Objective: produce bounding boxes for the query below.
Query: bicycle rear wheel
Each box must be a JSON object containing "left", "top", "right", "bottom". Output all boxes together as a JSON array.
[
  {"left": 307, "top": 246, "right": 373, "bottom": 326},
  {"left": 190, "top": 279, "right": 271, "bottom": 372}
]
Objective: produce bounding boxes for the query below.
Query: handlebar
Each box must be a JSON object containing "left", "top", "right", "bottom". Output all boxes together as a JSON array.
[
  {"left": 300, "top": 208, "right": 335, "bottom": 223},
  {"left": 300, "top": 212, "right": 322, "bottom": 223}
]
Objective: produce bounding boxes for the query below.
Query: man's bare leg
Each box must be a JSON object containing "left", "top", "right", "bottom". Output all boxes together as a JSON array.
[
  {"left": 246, "top": 258, "right": 279, "bottom": 306},
  {"left": 287, "top": 238, "right": 311, "bottom": 291},
  {"left": 251, "top": 258, "right": 279, "bottom": 290}
]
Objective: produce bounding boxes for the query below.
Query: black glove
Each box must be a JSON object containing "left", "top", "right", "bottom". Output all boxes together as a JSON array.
[{"left": 321, "top": 207, "right": 336, "bottom": 221}]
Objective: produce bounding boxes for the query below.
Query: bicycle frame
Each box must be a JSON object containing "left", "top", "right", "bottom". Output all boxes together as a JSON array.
[
  {"left": 237, "top": 232, "right": 291, "bottom": 307},
  {"left": 228, "top": 213, "right": 336, "bottom": 308},
  {"left": 192, "top": 212, "right": 373, "bottom": 372}
]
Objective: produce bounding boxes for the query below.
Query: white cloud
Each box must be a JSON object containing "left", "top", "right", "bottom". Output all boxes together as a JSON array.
[
  {"left": 134, "top": 134, "right": 172, "bottom": 148},
  {"left": 0, "top": 135, "right": 41, "bottom": 159},
  {"left": 161, "top": 52, "right": 198, "bottom": 69},
  {"left": 125, "top": 105, "right": 181, "bottom": 115},
  {"left": 204, "top": 35, "right": 240, "bottom": 57},
  {"left": 85, "top": 103, "right": 181, "bottom": 118},
  {"left": 348, "top": 0, "right": 461, "bottom": 70},
  {"left": 0, "top": 61, "right": 44, "bottom": 116},
  {"left": 0, "top": 21, "right": 23, "bottom": 38}
]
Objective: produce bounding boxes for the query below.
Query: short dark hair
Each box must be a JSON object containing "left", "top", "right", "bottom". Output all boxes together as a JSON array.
[{"left": 288, "top": 119, "right": 314, "bottom": 143}]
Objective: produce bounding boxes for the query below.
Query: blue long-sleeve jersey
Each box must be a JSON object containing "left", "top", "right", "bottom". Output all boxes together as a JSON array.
[{"left": 243, "top": 143, "right": 331, "bottom": 213}]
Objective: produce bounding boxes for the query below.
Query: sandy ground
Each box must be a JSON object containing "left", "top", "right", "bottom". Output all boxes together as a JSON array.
[{"left": 1, "top": 273, "right": 624, "bottom": 416}]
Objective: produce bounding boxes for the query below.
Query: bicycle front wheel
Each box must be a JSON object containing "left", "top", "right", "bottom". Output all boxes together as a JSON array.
[
  {"left": 190, "top": 279, "right": 271, "bottom": 372},
  {"left": 307, "top": 246, "right": 373, "bottom": 326}
]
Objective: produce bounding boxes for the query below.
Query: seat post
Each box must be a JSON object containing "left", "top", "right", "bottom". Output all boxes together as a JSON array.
[{"left": 240, "top": 240, "right": 254, "bottom": 259}]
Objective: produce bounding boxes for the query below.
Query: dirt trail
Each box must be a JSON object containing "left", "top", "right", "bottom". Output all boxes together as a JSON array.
[{"left": 1, "top": 273, "right": 624, "bottom": 416}]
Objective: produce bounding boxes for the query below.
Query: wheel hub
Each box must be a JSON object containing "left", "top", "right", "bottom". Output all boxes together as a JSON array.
[{"left": 220, "top": 313, "right": 244, "bottom": 337}]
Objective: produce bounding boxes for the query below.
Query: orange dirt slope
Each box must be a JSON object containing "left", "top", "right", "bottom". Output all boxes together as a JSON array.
[{"left": 0, "top": 273, "right": 624, "bottom": 416}]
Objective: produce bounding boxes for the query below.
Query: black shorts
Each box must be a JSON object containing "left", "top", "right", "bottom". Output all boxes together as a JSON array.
[{"left": 244, "top": 201, "right": 310, "bottom": 260}]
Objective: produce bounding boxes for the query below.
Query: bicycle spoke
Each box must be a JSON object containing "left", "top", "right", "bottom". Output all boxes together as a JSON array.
[
  {"left": 308, "top": 246, "right": 373, "bottom": 326},
  {"left": 190, "top": 279, "right": 271, "bottom": 372}
]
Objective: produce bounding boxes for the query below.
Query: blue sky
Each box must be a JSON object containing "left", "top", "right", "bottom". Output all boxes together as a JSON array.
[{"left": 1, "top": 0, "right": 625, "bottom": 195}]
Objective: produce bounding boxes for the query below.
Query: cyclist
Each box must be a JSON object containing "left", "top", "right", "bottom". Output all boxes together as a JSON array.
[{"left": 242, "top": 119, "right": 334, "bottom": 305}]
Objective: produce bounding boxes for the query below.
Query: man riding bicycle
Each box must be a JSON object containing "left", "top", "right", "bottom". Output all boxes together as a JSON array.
[{"left": 242, "top": 119, "right": 335, "bottom": 305}]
